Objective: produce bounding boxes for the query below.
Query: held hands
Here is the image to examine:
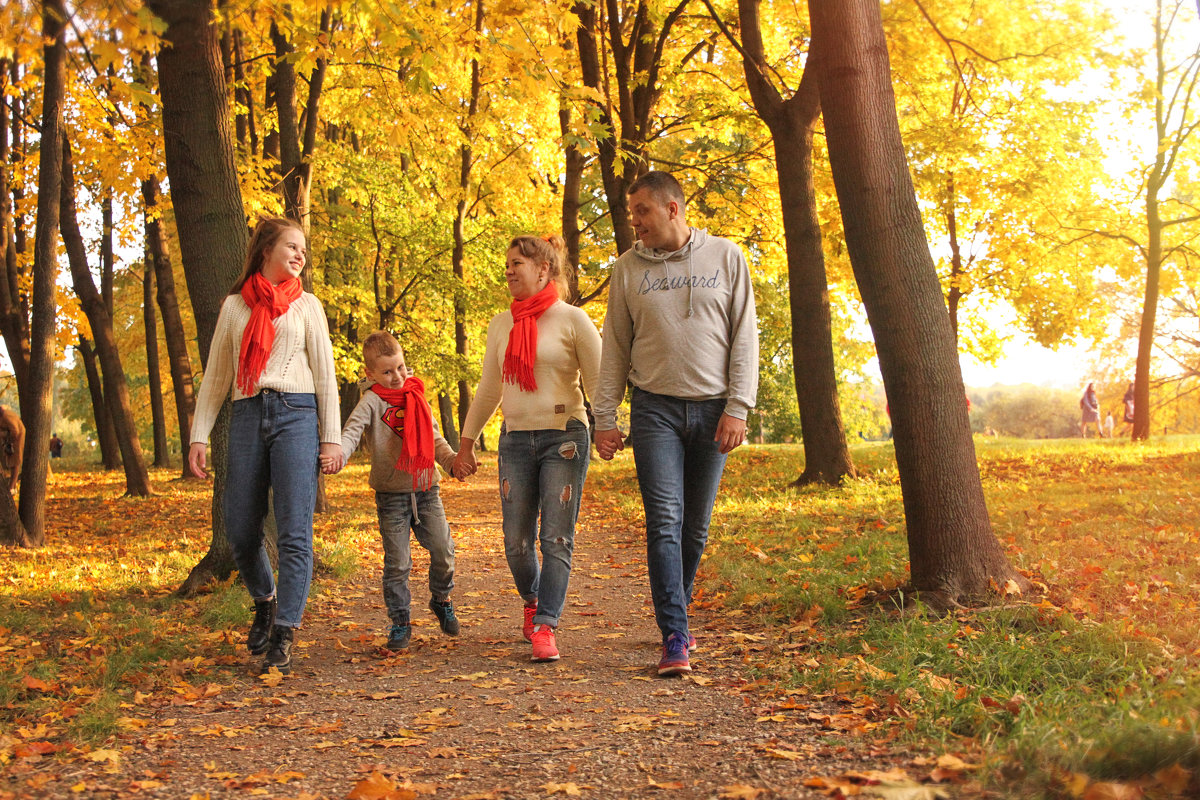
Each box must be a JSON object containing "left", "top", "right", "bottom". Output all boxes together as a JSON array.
[
  {"left": 451, "top": 438, "right": 478, "bottom": 481},
  {"left": 714, "top": 413, "right": 747, "bottom": 455},
  {"left": 320, "top": 443, "right": 344, "bottom": 475},
  {"left": 594, "top": 428, "right": 625, "bottom": 461}
]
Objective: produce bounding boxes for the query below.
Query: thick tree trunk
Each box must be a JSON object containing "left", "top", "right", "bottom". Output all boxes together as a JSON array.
[
  {"left": 61, "top": 141, "right": 152, "bottom": 497},
  {"left": 144, "top": 266, "right": 171, "bottom": 467},
  {"left": 809, "top": 0, "right": 1025, "bottom": 605},
  {"left": 18, "top": 0, "right": 68, "bottom": 547},
  {"left": 147, "top": 0, "right": 248, "bottom": 590},
  {"left": 78, "top": 337, "right": 121, "bottom": 469},
  {"left": 736, "top": 0, "right": 855, "bottom": 486},
  {"left": 142, "top": 176, "right": 196, "bottom": 475}
]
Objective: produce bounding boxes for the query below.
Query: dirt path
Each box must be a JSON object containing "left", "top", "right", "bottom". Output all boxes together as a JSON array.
[{"left": 60, "top": 460, "right": 896, "bottom": 799}]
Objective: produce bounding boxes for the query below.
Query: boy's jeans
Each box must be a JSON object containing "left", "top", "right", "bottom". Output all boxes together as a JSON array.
[
  {"left": 375, "top": 487, "right": 455, "bottom": 624},
  {"left": 630, "top": 388, "right": 728, "bottom": 641},
  {"left": 498, "top": 418, "right": 590, "bottom": 627},
  {"left": 224, "top": 390, "right": 319, "bottom": 629}
]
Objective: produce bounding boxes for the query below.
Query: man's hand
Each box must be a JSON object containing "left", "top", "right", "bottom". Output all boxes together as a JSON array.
[
  {"left": 594, "top": 428, "right": 625, "bottom": 461},
  {"left": 714, "top": 414, "right": 747, "bottom": 455}
]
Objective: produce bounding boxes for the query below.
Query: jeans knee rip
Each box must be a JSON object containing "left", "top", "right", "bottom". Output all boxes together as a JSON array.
[
  {"left": 559, "top": 484, "right": 572, "bottom": 506},
  {"left": 501, "top": 478, "right": 511, "bottom": 501}
]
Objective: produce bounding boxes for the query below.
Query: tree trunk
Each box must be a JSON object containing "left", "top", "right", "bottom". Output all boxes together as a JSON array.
[
  {"left": 142, "top": 176, "right": 196, "bottom": 475},
  {"left": 809, "top": 0, "right": 1025, "bottom": 606},
  {"left": 735, "top": 0, "right": 855, "bottom": 486},
  {"left": 18, "top": 0, "right": 68, "bottom": 547},
  {"left": 559, "top": 99, "right": 585, "bottom": 304},
  {"left": 0, "top": 57, "right": 30, "bottom": 399},
  {"left": 144, "top": 265, "right": 171, "bottom": 467},
  {"left": 1133, "top": 188, "right": 1161, "bottom": 442},
  {"left": 60, "top": 140, "right": 152, "bottom": 497},
  {"left": 78, "top": 337, "right": 121, "bottom": 469},
  {"left": 438, "top": 392, "right": 460, "bottom": 451},
  {"left": 0, "top": 478, "right": 29, "bottom": 547},
  {"left": 147, "top": 0, "right": 248, "bottom": 591},
  {"left": 453, "top": 0, "right": 485, "bottom": 435}
]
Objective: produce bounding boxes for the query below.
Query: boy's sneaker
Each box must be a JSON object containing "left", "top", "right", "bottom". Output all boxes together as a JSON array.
[
  {"left": 658, "top": 632, "right": 691, "bottom": 676},
  {"left": 530, "top": 624, "right": 560, "bottom": 662},
  {"left": 522, "top": 603, "right": 537, "bottom": 642},
  {"left": 688, "top": 634, "right": 697, "bottom": 652},
  {"left": 429, "top": 599, "right": 460, "bottom": 636},
  {"left": 386, "top": 621, "right": 411, "bottom": 650},
  {"left": 260, "top": 625, "right": 294, "bottom": 675}
]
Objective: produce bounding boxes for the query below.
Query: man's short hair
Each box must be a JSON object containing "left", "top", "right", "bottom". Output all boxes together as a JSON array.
[{"left": 628, "top": 171, "right": 685, "bottom": 209}]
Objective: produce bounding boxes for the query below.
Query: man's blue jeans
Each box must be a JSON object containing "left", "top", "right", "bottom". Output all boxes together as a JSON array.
[
  {"left": 630, "top": 388, "right": 728, "bottom": 641},
  {"left": 498, "top": 419, "right": 591, "bottom": 627},
  {"left": 375, "top": 487, "right": 455, "bottom": 624},
  {"left": 223, "top": 390, "right": 320, "bottom": 629}
]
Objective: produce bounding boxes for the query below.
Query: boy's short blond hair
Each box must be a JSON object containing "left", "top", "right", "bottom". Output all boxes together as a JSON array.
[{"left": 362, "top": 330, "right": 403, "bottom": 368}]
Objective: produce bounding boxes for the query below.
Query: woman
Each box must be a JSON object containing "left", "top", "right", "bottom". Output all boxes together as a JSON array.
[
  {"left": 452, "top": 235, "right": 601, "bottom": 662},
  {"left": 1079, "top": 381, "right": 1102, "bottom": 438},
  {"left": 188, "top": 217, "right": 342, "bottom": 674}
]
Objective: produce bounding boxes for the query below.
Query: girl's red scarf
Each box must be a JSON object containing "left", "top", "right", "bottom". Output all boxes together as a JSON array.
[
  {"left": 237, "top": 273, "right": 303, "bottom": 395},
  {"left": 370, "top": 377, "right": 436, "bottom": 491},
  {"left": 502, "top": 283, "right": 558, "bottom": 392}
]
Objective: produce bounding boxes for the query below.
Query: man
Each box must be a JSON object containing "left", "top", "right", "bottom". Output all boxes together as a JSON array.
[{"left": 593, "top": 171, "right": 759, "bottom": 676}]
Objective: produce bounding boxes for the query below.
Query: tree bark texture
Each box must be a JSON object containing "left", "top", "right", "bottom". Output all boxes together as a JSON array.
[
  {"left": 18, "top": 0, "right": 68, "bottom": 546},
  {"left": 736, "top": 0, "right": 855, "bottom": 486},
  {"left": 60, "top": 140, "right": 152, "bottom": 497},
  {"left": 148, "top": 0, "right": 248, "bottom": 589},
  {"left": 809, "top": 0, "right": 1024, "bottom": 603},
  {"left": 142, "top": 176, "right": 196, "bottom": 475},
  {"left": 0, "top": 58, "right": 30, "bottom": 399},
  {"left": 78, "top": 337, "right": 121, "bottom": 469},
  {"left": 144, "top": 265, "right": 171, "bottom": 467}
]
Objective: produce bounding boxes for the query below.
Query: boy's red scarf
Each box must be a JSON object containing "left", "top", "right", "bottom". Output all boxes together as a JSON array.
[
  {"left": 237, "top": 273, "right": 303, "bottom": 395},
  {"left": 502, "top": 284, "right": 558, "bottom": 392},
  {"left": 370, "top": 377, "right": 436, "bottom": 491}
]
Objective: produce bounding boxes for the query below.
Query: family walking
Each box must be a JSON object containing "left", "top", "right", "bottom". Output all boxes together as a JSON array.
[{"left": 188, "top": 171, "right": 759, "bottom": 678}]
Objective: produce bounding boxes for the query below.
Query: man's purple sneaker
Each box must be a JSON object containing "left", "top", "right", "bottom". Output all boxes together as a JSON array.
[{"left": 658, "top": 632, "right": 691, "bottom": 676}]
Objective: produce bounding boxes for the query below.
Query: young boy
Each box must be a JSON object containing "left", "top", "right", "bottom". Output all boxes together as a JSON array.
[{"left": 331, "top": 331, "right": 460, "bottom": 650}]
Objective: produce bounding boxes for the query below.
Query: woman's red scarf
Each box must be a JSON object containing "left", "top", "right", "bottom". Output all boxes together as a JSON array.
[
  {"left": 502, "top": 283, "right": 558, "bottom": 392},
  {"left": 370, "top": 377, "right": 436, "bottom": 491},
  {"left": 237, "top": 272, "right": 303, "bottom": 395}
]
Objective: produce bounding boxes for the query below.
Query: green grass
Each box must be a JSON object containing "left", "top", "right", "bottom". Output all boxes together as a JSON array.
[{"left": 589, "top": 436, "right": 1200, "bottom": 796}]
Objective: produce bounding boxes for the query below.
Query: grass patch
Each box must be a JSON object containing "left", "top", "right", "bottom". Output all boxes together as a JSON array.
[{"left": 590, "top": 436, "right": 1200, "bottom": 796}]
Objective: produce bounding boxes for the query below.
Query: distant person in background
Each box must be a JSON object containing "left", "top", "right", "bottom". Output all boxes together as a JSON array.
[
  {"left": 49, "top": 433, "right": 63, "bottom": 458},
  {"left": 1119, "top": 382, "right": 1135, "bottom": 437},
  {"left": 1079, "top": 381, "right": 1102, "bottom": 438},
  {"left": 1103, "top": 412, "right": 1114, "bottom": 439}
]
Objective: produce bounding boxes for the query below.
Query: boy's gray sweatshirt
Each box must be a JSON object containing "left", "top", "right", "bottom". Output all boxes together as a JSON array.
[
  {"left": 340, "top": 389, "right": 457, "bottom": 494},
  {"left": 593, "top": 228, "right": 759, "bottom": 431}
]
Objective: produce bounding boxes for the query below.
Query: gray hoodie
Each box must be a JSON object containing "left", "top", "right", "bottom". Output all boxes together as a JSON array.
[{"left": 593, "top": 228, "right": 759, "bottom": 430}]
